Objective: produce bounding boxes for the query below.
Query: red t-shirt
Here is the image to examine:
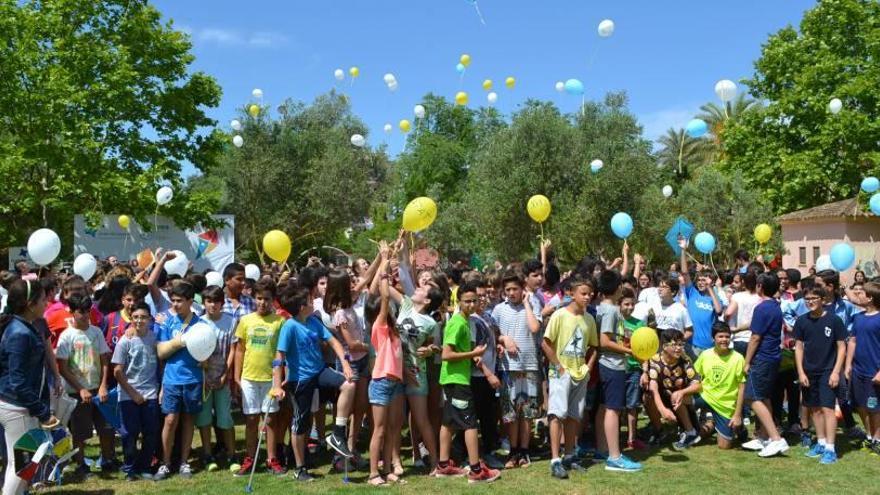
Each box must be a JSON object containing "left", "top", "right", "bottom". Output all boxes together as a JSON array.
[{"left": 44, "top": 301, "right": 104, "bottom": 348}]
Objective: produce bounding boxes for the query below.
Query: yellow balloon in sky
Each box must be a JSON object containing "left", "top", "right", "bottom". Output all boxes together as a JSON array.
[
  {"left": 349, "top": 66, "right": 360, "bottom": 78},
  {"left": 402, "top": 197, "right": 438, "bottom": 232},
  {"left": 527, "top": 194, "right": 551, "bottom": 223},
  {"left": 505, "top": 76, "right": 516, "bottom": 89},
  {"left": 455, "top": 91, "right": 469, "bottom": 106},
  {"left": 248, "top": 104, "right": 260, "bottom": 118},
  {"left": 263, "top": 230, "right": 291, "bottom": 262},
  {"left": 482, "top": 79, "right": 493, "bottom": 91},
  {"left": 754, "top": 223, "right": 772, "bottom": 244},
  {"left": 399, "top": 119, "right": 412, "bottom": 133},
  {"left": 460, "top": 54, "right": 471, "bottom": 67},
  {"left": 117, "top": 215, "right": 130, "bottom": 230},
  {"left": 631, "top": 327, "right": 659, "bottom": 361}
]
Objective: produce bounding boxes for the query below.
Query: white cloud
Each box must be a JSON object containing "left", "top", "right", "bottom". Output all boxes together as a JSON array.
[
  {"left": 248, "top": 32, "right": 289, "bottom": 47},
  {"left": 186, "top": 27, "right": 288, "bottom": 48},
  {"left": 197, "top": 28, "right": 243, "bottom": 45},
  {"left": 638, "top": 105, "right": 700, "bottom": 146}
]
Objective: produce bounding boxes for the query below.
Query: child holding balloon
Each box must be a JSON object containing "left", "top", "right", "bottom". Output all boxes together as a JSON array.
[
  {"left": 645, "top": 329, "right": 702, "bottom": 451},
  {"left": 619, "top": 287, "right": 647, "bottom": 450}
]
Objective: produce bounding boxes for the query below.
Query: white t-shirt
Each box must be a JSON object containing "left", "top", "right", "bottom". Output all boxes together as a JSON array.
[
  {"left": 638, "top": 287, "right": 662, "bottom": 317},
  {"left": 56, "top": 325, "right": 111, "bottom": 393},
  {"left": 655, "top": 301, "right": 692, "bottom": 332},
  {"left": 730, "top": 291, "right": 761, "bottom": 343}
]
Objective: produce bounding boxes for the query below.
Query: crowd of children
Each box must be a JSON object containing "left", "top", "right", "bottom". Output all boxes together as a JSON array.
[{"left": 0, "top": 232, "right": 879, "bottom": 494}]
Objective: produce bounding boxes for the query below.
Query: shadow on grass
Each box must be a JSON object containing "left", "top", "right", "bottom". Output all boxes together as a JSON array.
[
  {"left": 43, "top": 491, "right": 114, "bottom": 495},
  {"left": 657, "top": 453, "right": 689, "bottom": 463}
]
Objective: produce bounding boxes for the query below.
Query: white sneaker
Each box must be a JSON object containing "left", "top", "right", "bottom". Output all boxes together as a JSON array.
[
  {"left": 742, "top": 438, "right": 768, "bottom": 451},
  {"left": 758, "top": 439, "right": 789, "bottom": 458}
]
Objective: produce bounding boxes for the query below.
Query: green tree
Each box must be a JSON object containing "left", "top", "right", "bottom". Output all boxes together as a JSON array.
[
  {"left": 655, "top": 128, "right": 716, "bottom": 180},
  {"left": 0, "top": 0, "right": 224, "bottom": 249},
  {"left": 722, "top": 0, "right": 880, "bottom": 213},
  {"left": 696, "top": 94, "right": 761, "bottom": 150}
]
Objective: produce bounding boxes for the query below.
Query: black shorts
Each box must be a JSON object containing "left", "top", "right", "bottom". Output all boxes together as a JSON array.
[
  {"left": 802, "top": 371, "right": 845, "bottom": 409},
  {"left": 745, "top": 359, "right": 779, "bottom": 402},
  {"left": 442, "top": 384, "right": 477, "bottom": 430},
  {"left": 285, "top": 367, "right": 347, "bottom": 435}
]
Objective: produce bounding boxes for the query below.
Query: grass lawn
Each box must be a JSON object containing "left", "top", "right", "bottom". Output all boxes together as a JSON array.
[{"left": 37, "top": 426, "right": 880, "bottom": 495}]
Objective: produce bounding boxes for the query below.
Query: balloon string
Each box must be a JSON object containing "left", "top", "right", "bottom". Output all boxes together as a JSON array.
[
  {"left": 709, "top": 252, "right": 719, "bottom": 280},
  {"left": 472, "top": 2, "right": 486, "bottom": 25},
  {"left": 540, "top": 222, "right": 544, "bottom": 244}
]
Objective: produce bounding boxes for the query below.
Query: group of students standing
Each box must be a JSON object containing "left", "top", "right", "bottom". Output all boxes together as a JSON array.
[{"left": 0, "top": 232, "right": 878, "bottom": 493}]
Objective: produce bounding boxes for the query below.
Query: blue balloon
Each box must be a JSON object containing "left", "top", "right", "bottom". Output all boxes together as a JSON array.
[
  {"left": 610, "top": 212, "right": 633, "bottom": 239},
  {"left": 456, "top": 63, "right": 466, "bottom": 74},
  {"left": 590, "top": 163, "right": 601, "bottom": 174},
  {"left": 871, "top": 193, "right": 880, "bottom": 215},
  {"left": 685, "top": 119, "right": 708, "bottom": 138},
  {"left": 564, "top": 78, "right": 584, "bottom": 96},
  {"left": 861, "top": 176, "right": 880, "bottom": 194},
  {"left": 694, "top": 232, "right": 716, "bottom": 254},
  {"left": 829, "top": 243, "right": 855, "bottom": 272}
]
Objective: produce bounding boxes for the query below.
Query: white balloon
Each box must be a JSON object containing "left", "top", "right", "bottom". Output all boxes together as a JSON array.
[
  {"left": 334, "top": 68, "right": 345, "bottom": 81},
  {"left": 387, "top": 80, "right": 399, "bottom": 92},
  {"left": 230, "top": 119, "right": 242, "bottom": 131},
  {"left": 714, "top": 79, "right": 737, "bottom": 103},
  {"left": 156, "top": 186, "right": 173, "bottom": 206},
  {"left": 815, "top": 254, "right": 832, "bottom": 272},
  {"left": 26, "top": 229, "right": 61, "bottom": 266},
  {"left": 244, "top": 263, "right": 261, "bottom": 281},
  {"left": 73, "top": 253, "right": 97, "bottom": 280},
  {"left": 598, "top": 19, "right": 615, "bottom": 38},
  {"left": 205, "top": 271, "right": 223, "bottom": 288},
  {"left": 414, "top": 105, "right": 426, "bottom": 119},
  {"left": 232, "top": 135, "right": 244, "bottom": 148},
  {"left": 487, "top": 92, "right": 498, "bottom": 105},
  {"left": 252, "top": 88, "right": 263, "bottom": 99},
  {"left": 383, "top": 73, "right": 396, "bottom": 84},
  {"left": 350, "top": 134, "right": 366, "bottom": 147},
  {"left": 590, "top": 159, "right": 604, "bottom": 170},
  {"left": 662, "top": 185, "right": 673, "bottom": 198},
  {"left": 383, "top": 123, "right": 393, "bottom": 133},
  {"left": 555, "top": 81, "right": 565, "bottom": 92},
  {"left": 829, "top": 97, "right": 843, "bottom": 115},
  {"left": 182, "top": 322, "right": 217, "bottom": 362},
  {"left": 164, "top": 250, "right": 189, "bottom": 277}
]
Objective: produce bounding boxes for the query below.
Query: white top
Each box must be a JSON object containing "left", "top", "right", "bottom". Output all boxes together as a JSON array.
[{"left": 730, "top": 291, "right": 761, "bottom": 343}]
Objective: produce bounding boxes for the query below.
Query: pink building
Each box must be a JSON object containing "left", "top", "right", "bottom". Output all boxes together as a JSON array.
[{"left": 777, "top": 198, "right": 879, "bottom": 286}]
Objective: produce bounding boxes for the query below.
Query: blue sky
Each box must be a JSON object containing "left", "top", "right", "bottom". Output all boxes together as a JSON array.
[{"left": 153, "top": 0, "right": 817, "bottom": 168}]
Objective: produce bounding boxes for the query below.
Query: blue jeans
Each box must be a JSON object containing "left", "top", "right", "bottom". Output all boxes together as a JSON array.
[{"left": 120, "top": 399, "right": 160, "bottom": 475}]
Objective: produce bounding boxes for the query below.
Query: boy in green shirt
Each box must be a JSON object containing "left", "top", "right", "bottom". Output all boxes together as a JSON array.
[
  {"left": 693, "top": 321, "right": 746, "bottom": 449},
  {"left": 436, "top": 282, "right": 500, "bottom": 484},
  {"left": 619, "top": 288, "right": 647, "bottom": 450}
]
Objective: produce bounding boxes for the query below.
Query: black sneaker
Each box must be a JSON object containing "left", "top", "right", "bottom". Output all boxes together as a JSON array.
[
  {"left": 326, "top": 433, "right": 353, "bottom": 458},
  {"left": 672, "top": 432, "right": 701, "bottom": 451},
  {"left": 550, "top": 460, "right": 568, "bottom": 479},
  {"left": 74, "top": 463, "right": 94, "bottom": 480},
  {"left": 293, "top": 467, "right": 315, "bottom": 482},
  {"left": 101, "top": 459, "right": 119, "bottom": 473}
]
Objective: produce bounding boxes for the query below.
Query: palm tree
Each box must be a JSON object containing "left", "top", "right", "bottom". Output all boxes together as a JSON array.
[
  {"left": 697, "top": 94, "right": 761, "bottom": 148},
  {"left": 655, "top": 128, "right": 715, "bottom": 179}
]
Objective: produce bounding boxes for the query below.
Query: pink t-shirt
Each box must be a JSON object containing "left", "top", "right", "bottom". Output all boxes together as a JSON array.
[{"left": 371, "top": 320, "right": 403, "bottom": 381}]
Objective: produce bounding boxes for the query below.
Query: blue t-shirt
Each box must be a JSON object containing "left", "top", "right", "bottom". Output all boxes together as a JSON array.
[
  {"left": 751, "top": 299, "right": 782, "bottom": 363},
  {"left": 852, "top": 312, "right": 880, "bottom": 379},
  {"left": 157, "top": 313, "right": 202, "bottom": 386},
  {"left": 684, "top": 283, "right": 716, "bottom": 349},
  {"left": 277, "top": 315, "right": 333, "bottom": 382}
]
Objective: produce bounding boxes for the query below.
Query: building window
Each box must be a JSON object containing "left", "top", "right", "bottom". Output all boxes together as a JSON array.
[
  {"left": 812, "top": 246, "right": 820, "bottom": 264},
  {"left": 799, "top": 247, "right": 806, "bottom": 266}
]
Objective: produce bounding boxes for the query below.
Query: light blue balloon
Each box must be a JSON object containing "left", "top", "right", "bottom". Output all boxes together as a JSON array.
[
  {"left": 871, "top": 193, "right": 880, "bottom": 215},
  {"left": 456, "top": 63, "right": 466, "bottom": 74},
  {"left": 694, "top": 232, "right": 716, "bottom": 254},
  {"left": 829, "top": 243, "right": 855, "bottom": 272},
  {"left": 861, "top": 176, "right": 880, "bottom": 194},
  {"left": 590, "top": 163, "right": 601, "bottom": 174},
  {"left": 564, "top": 78, "right": 584, "bottom": 96},
  {"left": 610, "top": 212, "right": 633, "bottom": 239},
  {"left": 685, "top": 119, "right": 708, "bottom": 138}
]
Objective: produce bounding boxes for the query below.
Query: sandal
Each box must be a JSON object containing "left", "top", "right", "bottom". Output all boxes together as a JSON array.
[
  {"left": 368, "top": 474, "right": 387, "bottom": 486},
  {"left": 392, "top": 462, "right": 405, "bottom": 477},
  {"left": 387, "top": 473, "right": 408, "bottom": 485}
]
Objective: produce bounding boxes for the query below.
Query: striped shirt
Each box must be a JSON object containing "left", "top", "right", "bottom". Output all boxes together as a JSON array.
[
  {"left": 222, "top": 294, "right": 255, "bottom": 327},
  {"left": 202, "top": 313, "right": 237, "bottom": 387},
  {"left": 492, "top": 301, "right": 540, "bottom": 372}
]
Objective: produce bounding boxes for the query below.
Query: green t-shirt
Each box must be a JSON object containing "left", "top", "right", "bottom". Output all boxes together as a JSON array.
[
  {"left": 693, "top": 348, "right": 745, "bottom": 419},
  {"left": 544, "top": 308, "right": 598, "bottom": 382},
  {"left": 623, "top": 316, "right": 644, "bottom": 372},
  {"left": 440, "top": 313, "right": 472, "bottom": 386}
]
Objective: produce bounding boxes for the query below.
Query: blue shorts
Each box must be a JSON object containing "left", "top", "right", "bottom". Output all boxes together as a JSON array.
[
  {"left": 286, "top": 367, "right": 347, "bottom": 435},
  {"left": 802, "top": 371, "right": 845, "bottom": 409},
  {"left": 625, "top": 371, "right": 642, "bottom": 410},
  {"left": 369, "top": 377, "right": 405, "bottom": 406},
  {"left": 161, "top": 383, "right": 203, "bottom": 415},
  {"left": 744, "top": 359, "right": 778, "bottom": 402},
  {"left": 336, "top": 355, "right": 370, "bottom": 382},
  {"left": 694, "top": 395, "right": 734, "bottom": 440},
  {"left": 851, "top": 374, "right": 880, "bottom": 412},
  {"left": 599, "top": 365, "right": 626, "bottom": 411}
]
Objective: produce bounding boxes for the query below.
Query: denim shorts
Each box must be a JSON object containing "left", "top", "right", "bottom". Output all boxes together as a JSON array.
[
  {"left": 368, "top": 377, "right": 405, "bottom": 406},
  {"left": 694, "top": 395, "right": 733, "bottom": 440},
  {"left": 625, "top": 371, "right": 642, "bottom": 410},
  {"left": 744, "top": 359, "right": 779, "bottom": 402},
  {"left": 336, "top": 355, "right": 370, "bottom": 382},
  {"left": 161, "top": 383, "right": 203, "bottom": 415}
]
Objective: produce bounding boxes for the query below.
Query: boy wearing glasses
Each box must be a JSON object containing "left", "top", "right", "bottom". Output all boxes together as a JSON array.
[
  {"left": 795, "top": 286, "right": 846, "bottom": 464},
  {"left": 646, "top": 329, "right": 702, "bottom": 450}
]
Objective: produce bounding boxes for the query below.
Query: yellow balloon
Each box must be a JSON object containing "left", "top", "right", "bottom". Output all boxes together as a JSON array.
[
  {"left": 482, "top": 79, "right": 493, "bottom": 91},
  {"left": 754, "top": 223, "right": 772, "bottom": 244},
  {"left": 402, "top": 197, "right": 437, "bottom": 232},
  {"left": 455, "top": 91, "right": 468, "bottom": 106},
  {"left": 349, "top": 66, "right": 360, "bottom": 78},
  {"left": 505, "top": 76, "right": 516, "bottom": 89},
  {"left": 248, "top": 104, "right": 260, "bottom": 118},
  {"left": 631, "top": 327, "right": 659, "bottom": 362},
  {"left": 118, "top": 215, "right": 130, "bottom": 230},
  {"left": 399, "top": 119, "right": 412, "bottom": 133},
  {"left": 460, "top": 54, "right": 471, "bottom": 67},
  {"left": 262, "top": 230, "right": 291, "bottom": 262},
  {"left": 527, "top": 195, "right": 552, "bottom": 223}
]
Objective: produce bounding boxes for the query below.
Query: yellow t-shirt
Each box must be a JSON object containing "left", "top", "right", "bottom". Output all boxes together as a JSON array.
[
  {"left": 235, "top": 312, "right": 284, "bottom": 382},
  {"left": 544, "top": 308, "right": 598, "bottom": 382}
]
